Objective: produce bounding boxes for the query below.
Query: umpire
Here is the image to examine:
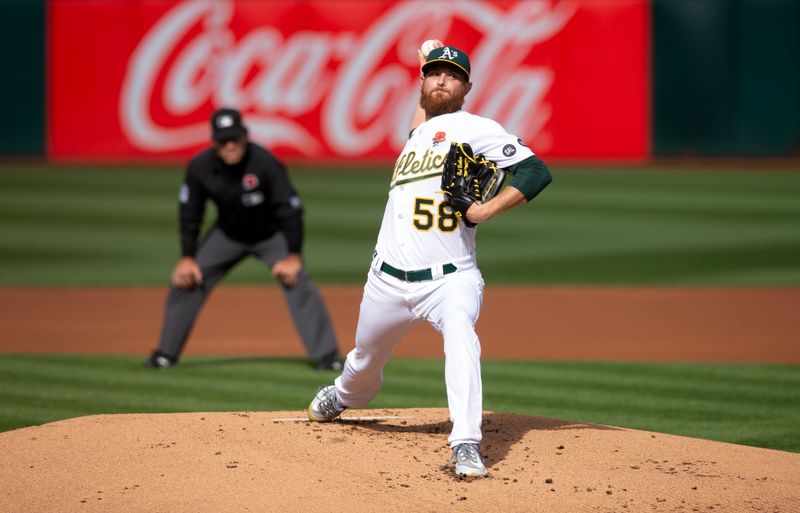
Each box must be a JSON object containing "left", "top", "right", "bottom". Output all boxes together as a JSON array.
[{"left": 144, "top": 108, "right": 342, "bottom": 371}]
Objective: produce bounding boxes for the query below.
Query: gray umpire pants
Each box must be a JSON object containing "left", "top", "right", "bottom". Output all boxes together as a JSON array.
[{"left": 156, "top": 227, "right": 339, "bottom": 361}]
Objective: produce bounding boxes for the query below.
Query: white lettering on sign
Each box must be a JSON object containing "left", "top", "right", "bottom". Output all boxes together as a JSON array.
[{"left": 119, "top": 0, "right": 576, "bottom": 156}]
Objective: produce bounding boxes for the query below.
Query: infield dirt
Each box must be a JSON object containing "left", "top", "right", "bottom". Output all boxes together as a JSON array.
[
  {"left": 1, "top": 409, "right": 799, "bottom": 513},
  {"left": 1, "top": 286, "right": 799, "bottom": 512},
  {"left": 1, "top": 285, "right": 799, "bottom": 362}
]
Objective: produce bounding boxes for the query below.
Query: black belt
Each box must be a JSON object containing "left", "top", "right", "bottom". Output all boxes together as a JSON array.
[{"left": 380, "top": 262, "right": 457, "bottom": 282}]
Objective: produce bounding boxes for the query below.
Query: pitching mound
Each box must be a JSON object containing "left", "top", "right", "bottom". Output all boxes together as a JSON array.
[{"left": 1, "top": 409, "right": 798, "bottom": 512}]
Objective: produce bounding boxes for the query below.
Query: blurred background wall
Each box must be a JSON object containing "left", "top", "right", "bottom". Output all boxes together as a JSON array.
[
  {"left": 0, "top": 0, "right": 797, "bottom": 161},
  {"left": 0, "top": 0, "right": 45, "bottom": 155},
  {"left": 653, "top": 0, "right": 800, "bottom": 156}
]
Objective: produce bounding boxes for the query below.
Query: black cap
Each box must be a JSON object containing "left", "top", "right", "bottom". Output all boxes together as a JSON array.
[{"left": 210, "top": 108, "right": 247, "bottom": 141}]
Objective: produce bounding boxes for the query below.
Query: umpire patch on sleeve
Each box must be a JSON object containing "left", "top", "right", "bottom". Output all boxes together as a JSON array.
[
  {"left": 179, "top": 183, "right": 189, "bottom": 204},
  {"left": 502, "top": 144, "right": 517, "bottom": 157}
]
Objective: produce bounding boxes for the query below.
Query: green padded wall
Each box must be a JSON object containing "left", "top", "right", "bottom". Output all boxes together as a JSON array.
[
  {"left": 0, "top": 0, "right": 45, "bottom": 155},
  {"left": 653, "top": 0, "right": 800, "bottom": 156}
]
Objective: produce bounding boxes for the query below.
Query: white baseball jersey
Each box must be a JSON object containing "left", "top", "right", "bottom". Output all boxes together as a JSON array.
[
  {"left": 375, "top": 109, "right": 534, "bottom": 270},
  {"left": 335, "top": 109, "right": 533, "bottom": 449}
]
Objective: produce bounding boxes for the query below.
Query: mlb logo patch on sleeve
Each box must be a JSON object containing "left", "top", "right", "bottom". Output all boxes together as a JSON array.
[{"left": 242, "top": 174, "right": 260, "bottom": 190}]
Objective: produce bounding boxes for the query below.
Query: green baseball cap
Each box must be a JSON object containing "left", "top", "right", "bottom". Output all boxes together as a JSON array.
[{"left": 421, "top": 45, "right": 471, "bottom": 80}]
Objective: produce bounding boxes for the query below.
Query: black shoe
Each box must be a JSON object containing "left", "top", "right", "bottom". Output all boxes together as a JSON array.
[
  {"left": 315, "top": 353, "right": 344, "bottom": 372},
  {"left": 143, "top": 351, "right": 177, "bottom": 369}
]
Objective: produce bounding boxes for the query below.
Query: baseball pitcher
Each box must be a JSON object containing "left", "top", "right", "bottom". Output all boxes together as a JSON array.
[{"left": 308, "top": 41, "right": 552, "bottom": 478}]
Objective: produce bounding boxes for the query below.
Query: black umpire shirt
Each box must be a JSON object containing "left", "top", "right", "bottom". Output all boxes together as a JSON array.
[{"left": 178, "top": 142, "right": 303, "bottom": 257}]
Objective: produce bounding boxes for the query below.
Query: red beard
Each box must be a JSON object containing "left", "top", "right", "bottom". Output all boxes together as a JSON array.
[{"left": 419, "top": 87, "right": 466, "bottom": 117}]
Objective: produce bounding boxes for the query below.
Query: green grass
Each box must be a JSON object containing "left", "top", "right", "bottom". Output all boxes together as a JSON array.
[
  {"left": 1, "top": 354, "right": 797, "bottom": 452},
  {"left": 1, "top": 164, "right": 799, "bottom": 285},
  {"left": 1, "top": 164, "right": 799, "bottom": 453}
]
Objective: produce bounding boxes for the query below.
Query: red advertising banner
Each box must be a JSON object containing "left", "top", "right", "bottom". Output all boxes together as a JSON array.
[{"left": 48, "top": 0, "right": 649, "bottom": 161}]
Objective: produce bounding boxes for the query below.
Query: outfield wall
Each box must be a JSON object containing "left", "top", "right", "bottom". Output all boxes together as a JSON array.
[
  {"left": 0, "top": 0, "right": 45, "bottom": 155},
  {"left": 0, "top": 0, "right": 797, "bottom": 160},
  {"left": 653, "top": 0, "right": 800, "bottom": 157}
]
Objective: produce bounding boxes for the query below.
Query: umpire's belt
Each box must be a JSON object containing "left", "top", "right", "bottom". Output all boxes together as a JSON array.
[{"left": 380, "top": 262, "right": 457, "bottom": 282}]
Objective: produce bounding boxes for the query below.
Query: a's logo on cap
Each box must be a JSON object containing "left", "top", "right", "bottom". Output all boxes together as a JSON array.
[
  {"left": 441, "top": 47, "right": 458, "bottom": 60},
  {"left": 422, "top": 45, "right": 470, "bottom": 80},
  {"left": 217, "top": 115, "right": 234, "bottom": 128}
]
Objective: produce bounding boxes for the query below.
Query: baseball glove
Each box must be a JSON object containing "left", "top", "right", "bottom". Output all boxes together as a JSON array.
[{"left": 440, "top": 142, "right": 506, "bottom": 227}]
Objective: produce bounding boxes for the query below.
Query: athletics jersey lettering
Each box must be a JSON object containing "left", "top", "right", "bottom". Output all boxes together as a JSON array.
[
  {"left": 375, "top": 109, "right": 533, "bottom": 270},
  {"left": 390, "top": 148, "right": 447, "bottom": 187}
]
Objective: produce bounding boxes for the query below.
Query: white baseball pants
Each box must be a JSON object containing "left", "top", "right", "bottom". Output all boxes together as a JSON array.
[{"left": 334, "top": 264, "right": 485, "bottom": 447}]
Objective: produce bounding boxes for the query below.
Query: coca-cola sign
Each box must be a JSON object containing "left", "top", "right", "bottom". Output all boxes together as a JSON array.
[{"left": 49, "top": 0, "right": 649, "bottom": 161}]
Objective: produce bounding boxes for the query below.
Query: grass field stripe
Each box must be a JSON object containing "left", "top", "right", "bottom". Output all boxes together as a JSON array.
[
  {"left": 0, "top": 355, "right": 797, "bottom": 452},
  {"left": 2, "top": 167, "right": 799, "bottom": 285}
]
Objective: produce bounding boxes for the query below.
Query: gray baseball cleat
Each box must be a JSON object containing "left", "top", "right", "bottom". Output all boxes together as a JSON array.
[
  {"left": 314, "top": 353, "right": 344, "bottom": 372},
  {"left": 452, "top": 443, "right": 488, "bottom": 478},
  {"left": 307, "top": 385, "right": 347, "bottom": 422},
  {"left": 143, "top": 351, "right": 177, "bottom": 369}
]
